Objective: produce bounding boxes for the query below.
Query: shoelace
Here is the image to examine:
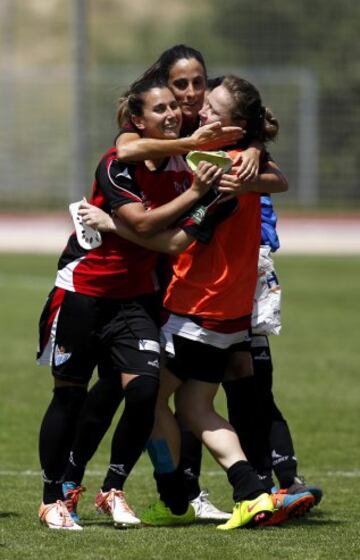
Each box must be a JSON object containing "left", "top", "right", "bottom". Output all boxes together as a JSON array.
[
  {"left": 198, "top": 490, "right": 210, "bottom": 501},
  {"left": 111, "top": 490, "right": 134, "bottom": 514},
  {"left": 65, "top": 485, "right": 86, "bottom": 511}
]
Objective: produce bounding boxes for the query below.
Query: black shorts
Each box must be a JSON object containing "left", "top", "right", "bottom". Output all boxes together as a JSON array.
[
  {"left": 165, "top": 334, "right": 251, "bottom": 384},
  {"left": 37, "top": 288, "right": 160, "bottom": 384}
]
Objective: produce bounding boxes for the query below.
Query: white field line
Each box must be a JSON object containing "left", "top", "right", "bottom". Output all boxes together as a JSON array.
[{"left": 1, "top": 469, "right": 359, "bottom": 478}]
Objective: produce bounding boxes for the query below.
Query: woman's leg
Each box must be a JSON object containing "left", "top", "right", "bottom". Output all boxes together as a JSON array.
[
  {"left": 146, "top": 366, "right": 192, "bottom": 516},
  {"left": 63, "top": 376, "right": 124, "bottom": 486},
  {"left": 96, "top": 372, "right": 159, "bottom": 526},
  {"left": 222, "top": 349, "right": 273, "bottom": 489},
  {"left": 176, "top": 380, "right": 247, "bottom": 470},
  {"left": 101, "top": 372, "right": 159, "bottom": 492},
  {"left": 176, "top": 379, "right": 273, "bottom": 529},
  {"left": 39, "top": 378, "right": 88, "bottom": 504}
]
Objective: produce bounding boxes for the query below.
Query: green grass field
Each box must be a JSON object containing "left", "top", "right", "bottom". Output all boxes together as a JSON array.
[{"left": 0, "top": 254, "right": 359, "bottom": 560}]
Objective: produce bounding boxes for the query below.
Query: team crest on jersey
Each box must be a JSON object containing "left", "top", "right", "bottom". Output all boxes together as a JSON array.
[{"left": 54, "top": 344, "right": 72, "bottom": 366}]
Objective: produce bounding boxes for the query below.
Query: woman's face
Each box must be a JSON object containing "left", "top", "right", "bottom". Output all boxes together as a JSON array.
[
  {"left": 199, "top": 85, "right": 234, "bottom": 127},
  {"left": 132, "top": 87, "right": 182, "bottom": 140},
  {"left": 167, "top": 58, "right": 207, "bottom": 123}
]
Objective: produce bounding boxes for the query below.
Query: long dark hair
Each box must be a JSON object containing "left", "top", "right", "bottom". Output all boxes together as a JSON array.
[{"left": 137, "top": 44, "right": 207, "bottom": 84}]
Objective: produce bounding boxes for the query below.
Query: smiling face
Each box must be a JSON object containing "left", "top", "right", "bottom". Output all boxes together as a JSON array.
[
  {"left": 131, "top": 87, "right": 182, "bottom": 140},
  {"left": 167, "top": 57, "right": 207, "bottom": 126}
]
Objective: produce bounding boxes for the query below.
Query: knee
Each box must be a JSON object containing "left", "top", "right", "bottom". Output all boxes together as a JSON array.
[
  {"left": 124, "top": 375, "right": 159, "bottom": 407},
  {"left": 177, "top": 397, "right": 211, "bottom": 430},
  {"left": 53, "top": 384, "right": 87, "bottom": 410}
]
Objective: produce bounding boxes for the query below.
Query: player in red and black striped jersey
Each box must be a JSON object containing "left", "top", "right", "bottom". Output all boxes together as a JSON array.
[{"left": 37, "top": 77, "right": 224, "bottom": 530}]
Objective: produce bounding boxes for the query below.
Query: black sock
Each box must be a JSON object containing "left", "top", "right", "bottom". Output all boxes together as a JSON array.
[
  {"left": 39, "top": 385, "right": 87, "bottom": 503},
  {"left": 252, "top": 335, "right": 298, "bottom": 489},
  {"left": 102, "top": 376, "right": 158, "bottom": 492},
  {"left": 41, "top": 480, "right": 64, "bottom": 504},
  {"left": 154, "top": 467, "right": 189, "bottom": 515},
  {"left": 223, "top": 376, "right": 272, "bottom": 485},
  {"left": 227, "top": 460, "right": 266, "bottom": 502},
  {"left": 270, "top": 419, "right": 298, "bottom": 488},
  {"left": 178, "top": 422, "right": 202, "bottom": 500},
  {"left": 64, "top": 377, "right": 124, "bottom": 485}
]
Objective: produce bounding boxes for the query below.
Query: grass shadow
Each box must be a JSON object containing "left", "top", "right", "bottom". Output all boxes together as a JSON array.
[{"left": 0, "top": 512, "right": 20, "bottom": 518}]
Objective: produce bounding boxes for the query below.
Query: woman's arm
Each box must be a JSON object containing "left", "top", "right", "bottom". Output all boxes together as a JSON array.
[
  {"left": 116, "top": 122, "right": 244, "bottom": 162},
  {"left": 113, "top": 217, "right": 194, "bottom": 255},
  {"left": 113, "top": 161, "right": 223, "bottom": 237},
  {"left": 218, "top": 160, "right": 288, "bottom": 195},
  {"left": 78, "top": 202, "right": 193, "bottom": 255}
]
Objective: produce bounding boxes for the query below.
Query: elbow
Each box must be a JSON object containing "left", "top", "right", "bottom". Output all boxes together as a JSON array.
[
  {"left": 282, "top": 178, "right": 289, "bottom": 192},
  {"left": 274, "top": 173, "right": 288, "bottom": 193},
  {"left": 131, "top": 220, "right": 158, "bottom": 239},
  {"left": 166, "top": 244, "right": 183, "bottom": 256},
  {"left": 279, "top": 178, "right": 289, "bottom": 192},
  {"left": 117, "top": 145, "right": 133, "bottom": 162}
]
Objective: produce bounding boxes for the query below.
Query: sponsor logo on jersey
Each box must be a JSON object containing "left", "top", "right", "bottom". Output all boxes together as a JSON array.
[{"left": 54, "top": 344, "right": 72, "bottom": 366}]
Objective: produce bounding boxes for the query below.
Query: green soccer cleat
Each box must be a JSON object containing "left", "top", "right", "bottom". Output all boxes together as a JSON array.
[
  {"left": 140, "top": 500, "right": 195, "bottom": 527},
  {"left": 217, "top": 493, "right": 274, "bottom": 531}
]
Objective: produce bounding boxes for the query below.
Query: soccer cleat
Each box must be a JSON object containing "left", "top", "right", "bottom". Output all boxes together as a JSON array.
[
  {"left": 286, "top": 476, "right": 323, "bottom": 506},
  {"left": 62, "top": 482, "right": 86, "bottom": 522},
  {"left": 39, "top": 500, "right": 83, "bottom": 530},
  {"left": 140, "top": 500, "right": 195, "bottom": 526},
  {"left": 217, "top": 493, "right": 274, "bottom": 531},
  {"left": 190, "top": 489, "right": 231, "bottom": 521},
  {"left": 260, "top": 489, "right": 315, "bottom": 527},
  {"left": 95, "top": 489, "right": 141, "bottom": 527}
]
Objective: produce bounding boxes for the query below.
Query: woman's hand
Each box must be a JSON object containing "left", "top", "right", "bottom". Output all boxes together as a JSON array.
[
  {"left": 232, "top": 146, "right": 261, "bottom": 182},
  {"left": 191, "top": 161, "right": 223, "bottom": 196},
  {"left": 78, "top": 199, "right": 116, "bottom": 232},
  {"left": 217, "top": 172, "right": 250, "bottom": 195},
  {"left": 190, "top": 121, "right": 244, "bottom": 151}
]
